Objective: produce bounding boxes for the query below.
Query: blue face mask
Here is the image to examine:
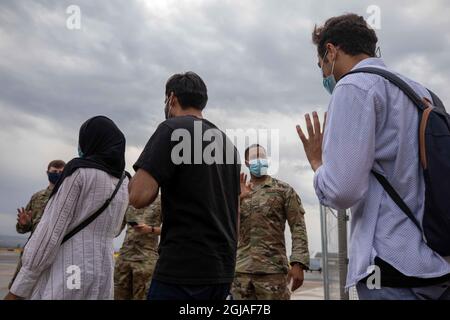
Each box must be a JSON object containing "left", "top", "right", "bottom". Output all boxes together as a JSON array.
[
  {"left": 248, "top": 158, "right": 269, "bottom": 178},
  {"left": 321, "top": 50, "right": 337, "bottom": 95},
  {"left": 48, "top": 172, "right": 62, "bottom": 185},
  {"left": 78, "top": 145, "right": 84, "bottom": 158}
]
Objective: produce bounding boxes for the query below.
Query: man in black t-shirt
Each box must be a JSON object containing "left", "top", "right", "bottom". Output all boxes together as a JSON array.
[{"left": 129, "top": 72, "right": 241, "bottom": 300}]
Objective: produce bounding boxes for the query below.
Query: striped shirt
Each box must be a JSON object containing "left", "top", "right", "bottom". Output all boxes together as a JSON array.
[
  {"left": 10, "top": 168, "right": 129, "bottom": 299},
  {"left": 314, "top": 58, "right": 450, "bottom": 288}
]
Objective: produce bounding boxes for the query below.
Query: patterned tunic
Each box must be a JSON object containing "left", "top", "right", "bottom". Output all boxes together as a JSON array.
[
  {"left": 9, "top": 186, "right": 52, "bottom": 289},
  {"left": 10, "top": 168, "right": 129, "bottom": 299}
]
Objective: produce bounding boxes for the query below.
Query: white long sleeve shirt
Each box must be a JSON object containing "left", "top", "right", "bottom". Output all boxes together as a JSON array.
[
  {"left": 314, "top": 58, "right": 450, "bottom": 288},
  {"left": 10, "top": 168, "right": 128, "bottom": 299}
]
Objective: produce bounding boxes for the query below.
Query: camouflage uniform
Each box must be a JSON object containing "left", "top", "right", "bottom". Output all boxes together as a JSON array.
[
  {"left": 114, "top": 197, "right": 162, "bottom": 300},
  {"left": 232, "top": 176, "right": 310, "bottom": 300},
  {"left": 8, "top": 187, "right": 52, "bottom": 289}
]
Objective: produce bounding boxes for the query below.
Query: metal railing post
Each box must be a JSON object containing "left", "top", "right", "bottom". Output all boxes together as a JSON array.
[
  {"left": 320, "top": 205, "right": 330, "bottom": 300},
  {"left": 337, "top": 209, "right": 349, "bottom": 300}
]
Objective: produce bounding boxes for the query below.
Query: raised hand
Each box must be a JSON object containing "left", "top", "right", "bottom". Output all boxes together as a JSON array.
[
  {"left": 296, "top": 111, "right": 327, "bottom": 171},
  {"left": 17, "top": 207, "right": 32, "bottom": 226},
  {"left": 239, "top": 173, "right": 253, "bottom": 200}
]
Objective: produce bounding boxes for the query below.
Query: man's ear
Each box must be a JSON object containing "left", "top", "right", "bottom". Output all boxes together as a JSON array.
[
  {"left": 167, "top": 92, "right": 173, "bottom": 106},
  {"left": 244, "top": 160, "right": 249, "bottom": 168},
  {"left": 326, "top": 43, "right": 338, "bottom": 61},
  {"left": 171, "top": 95, "right": 181, "bottom": 114}
]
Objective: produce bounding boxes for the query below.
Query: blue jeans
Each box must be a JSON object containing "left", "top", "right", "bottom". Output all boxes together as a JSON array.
[
  {"left": 356, "top": 280, "right": 450, "bottom": 300},
  {"left": 147, "top": 279, "right": 231, "bottom": 300}
]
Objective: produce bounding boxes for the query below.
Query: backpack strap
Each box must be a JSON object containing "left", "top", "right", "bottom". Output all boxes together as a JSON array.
[
  {"left": 343, "top": 67, "right": 427, "bottom": 234},
  {"left": 62, "top": 171, "right": 126, "bottom": 244},
  {"left": 371, "top": 171, "right": 423, "bottom": 232},
  {"left": 427, "top": 89, "right": 446, "bottom": 112}
]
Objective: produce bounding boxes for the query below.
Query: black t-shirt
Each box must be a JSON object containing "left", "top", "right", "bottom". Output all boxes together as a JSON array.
[{"left": 134, "top": 115, "right": 241, "bottom": 285}]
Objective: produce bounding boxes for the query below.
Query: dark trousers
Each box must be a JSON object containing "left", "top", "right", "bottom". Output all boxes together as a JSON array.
[{"left": 147, "top": 279, "right": 230, "bottom": 300}]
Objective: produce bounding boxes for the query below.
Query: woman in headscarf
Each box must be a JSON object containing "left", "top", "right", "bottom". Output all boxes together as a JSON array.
[{"left": 5, "top": 116, "right": 129, "bottom": 300}]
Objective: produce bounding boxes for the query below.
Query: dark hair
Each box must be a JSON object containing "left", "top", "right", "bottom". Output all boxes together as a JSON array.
[
  {"left": 165, "top": 71, "right": 208, "bottom": 110},
  {"left": 312, "top": 13, "right": 378, "bottom": 58},
  {"left": 47, "top": 160, "right": 66, "bottom": 170},
  {"left": 244, "top": 144, "right": 266, "bottom": 160}
]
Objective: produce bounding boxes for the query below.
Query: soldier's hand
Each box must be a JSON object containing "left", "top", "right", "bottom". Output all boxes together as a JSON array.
[
  {"left": 239, "top": 173, "right": 253, "bottom": 200},
  {"left": 288, "top": 264, "right": 304, "bottom": 292},
  {"left": 17, "top": 207, "right": 32, "bottom": 226},
  {"left": 133, "top": 224, "right": 152, "bottom": 234}
]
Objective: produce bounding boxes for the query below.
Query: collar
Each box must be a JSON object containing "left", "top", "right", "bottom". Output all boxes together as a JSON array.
[
  {"left": 351, "top": 57, "right": 387, "bottom": 71},
  {"left": 263, "top": 175, "right": 275, "bottom": 187},
  {"left": 252, "top": 175, "right": 275, "bottom": 190}
]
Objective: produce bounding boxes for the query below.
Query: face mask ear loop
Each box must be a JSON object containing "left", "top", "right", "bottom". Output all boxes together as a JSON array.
[
  {"left": 322, "top": 49, "right": 336, "bottom": 78},
  {"left": 321, "top": 49, "right": 328, "bottom": 70},
  {"left": 166, "top": 95, "right": 173, "bottom": 119},
  {"left": 167, "top": 103, "right": 173, "bottom": 119},
  {"left": 375, "top": 46, "right": 382, "bottom": 58},
  {"left": 330, "top": 58, "right": 336, "bottom": 77}
]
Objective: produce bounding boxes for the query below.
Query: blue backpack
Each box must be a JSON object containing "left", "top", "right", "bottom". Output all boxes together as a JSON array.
[{"left": 345, "top": 67, "right": 450, "bottom": 257}]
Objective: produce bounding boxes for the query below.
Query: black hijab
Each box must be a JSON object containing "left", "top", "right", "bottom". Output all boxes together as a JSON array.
[{"left": 50, "top": 116, "right": 126, "bottom": 198}]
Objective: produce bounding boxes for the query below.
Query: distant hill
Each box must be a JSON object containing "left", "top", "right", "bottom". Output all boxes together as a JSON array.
[{"left": 0, "top": 234, "right": 27, "bottom": 249}]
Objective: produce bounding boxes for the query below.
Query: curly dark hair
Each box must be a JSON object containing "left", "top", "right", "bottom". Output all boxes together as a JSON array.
[
  {"left": 312, "top": 13, "right": 378, "bottom": 58},
  {"left": 165, "top": 71, "right": 208, "bottom": 111}
]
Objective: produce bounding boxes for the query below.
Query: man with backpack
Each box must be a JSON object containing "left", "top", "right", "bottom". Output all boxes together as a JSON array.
[{"left": 297, "top": 13, "right": 450, "bottom": 299}]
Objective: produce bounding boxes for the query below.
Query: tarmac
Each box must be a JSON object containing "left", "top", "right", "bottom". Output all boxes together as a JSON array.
[{"left": 0, "top": 248, "right": 324, "bottom": 300}]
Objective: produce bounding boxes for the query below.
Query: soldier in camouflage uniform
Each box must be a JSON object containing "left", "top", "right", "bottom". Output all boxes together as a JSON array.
[
  {"left": 8, "top": 160, "right": 65, "bottom": 289},
  {"left": 114, "top": 196, "right": 162, "bottom": 300},
  {"left": 232, "top": 144, "right": 310, "bottom": 300}
]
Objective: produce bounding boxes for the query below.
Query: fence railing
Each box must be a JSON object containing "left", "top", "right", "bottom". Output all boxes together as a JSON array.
[{"left": 320, "top": 206, "right": 353, "bottom": 300}]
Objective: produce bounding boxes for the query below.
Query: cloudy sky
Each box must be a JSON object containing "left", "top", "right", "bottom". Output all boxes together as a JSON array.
[{"left": 0, "top": 0, "right": 449, "bottom": 253}]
